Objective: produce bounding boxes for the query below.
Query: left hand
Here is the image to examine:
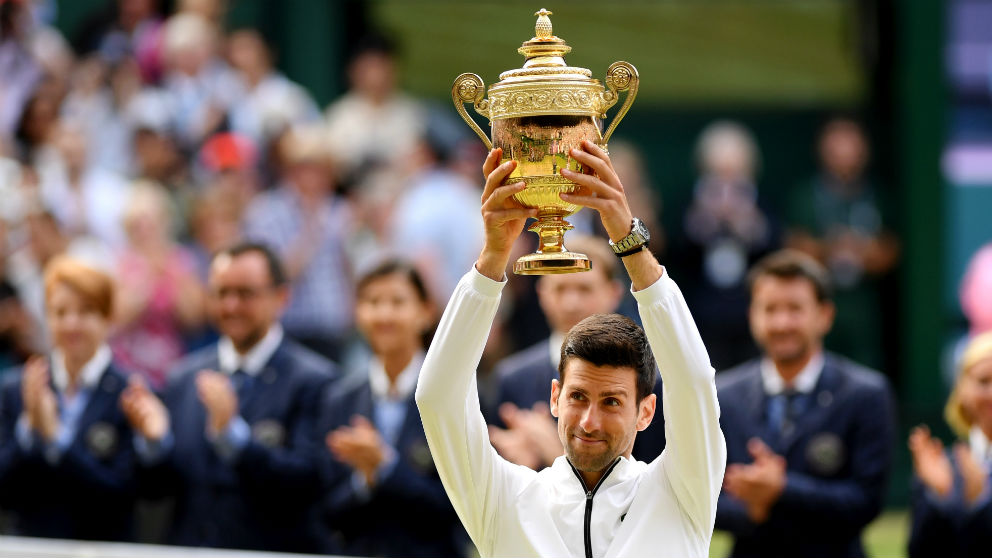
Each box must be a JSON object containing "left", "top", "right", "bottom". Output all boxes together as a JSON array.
[
  {"left": 196, "top": 370, "right": 239, "bottom": 435},
  {"left": 723, "top": 438, "right": 787, "bottom": 523},
  {"left": 326, "top": 415, "right": 387, "bottom": 486},
  {"left": 559, "top": 140, "right": 634, "bottom": 242},
  {"left": 954, "top": 443, "right": 988, "bottom": 505}
]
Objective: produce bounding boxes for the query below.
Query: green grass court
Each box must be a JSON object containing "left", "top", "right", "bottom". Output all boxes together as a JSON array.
[{"left": 709, "top": 510, "right": 910, "bottom": 557}]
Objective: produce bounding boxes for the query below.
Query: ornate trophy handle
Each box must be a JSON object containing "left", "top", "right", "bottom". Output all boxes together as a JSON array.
[
  {"left": 601, "top": 61, "right": 639, "bottom": 146},
  {"left": 452, "top": 73, "right": 493, "bottom": 150}
]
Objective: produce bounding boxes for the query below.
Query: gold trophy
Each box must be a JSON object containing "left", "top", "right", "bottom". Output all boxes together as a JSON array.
[{"left": 453, "top": 8, "right": 638, "bottom": 274}]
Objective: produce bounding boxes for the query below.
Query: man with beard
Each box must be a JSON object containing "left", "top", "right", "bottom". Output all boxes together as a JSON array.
[
  {"left": 715, "top": 250, "right": 895, "bottom": 557},
  {"left": 416, "top": 141, "right": 726, "bottom": 557}
]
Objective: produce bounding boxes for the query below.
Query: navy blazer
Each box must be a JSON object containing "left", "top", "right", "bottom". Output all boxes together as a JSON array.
[
  {"left": 909, "top": 451, "right": 992, "bottom": 558},
  {"left": 715, "top": 353, "right": 895, "bottom": 558},
  {"left": 0, "top": 362, "right": 135, "bottom": 541},
  {"left": 144, "top": 337, "right": 336, "bottom": 553},
  {"left": 319, "top": 369, "right": 466, "bottom": 557},
  {"left": 490, "top": 338, "right": 667, "bottom": 463}
]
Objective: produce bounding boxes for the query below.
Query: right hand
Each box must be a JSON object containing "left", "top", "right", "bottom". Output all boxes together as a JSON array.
[
  {"left": 120, "top": 375, "right": 170, "bottom": 442},
  {"left": 476, "top": 148, "right": 537, "bottom": 281},
  {"left": 909, "top": 425, "right": 953, "bottom": 497},
  {"left": 21, "top": 357, "right": 59, "bottom": 442}
]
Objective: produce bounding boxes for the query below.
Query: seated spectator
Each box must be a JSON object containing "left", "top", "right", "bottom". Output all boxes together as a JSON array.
[
  {"left": 0, "top": 256, "right": 137, "bottom": 541},
  {"left": 716, "top": 249, "right": 895, "bottom": 557},
  {"left": 677, "top": 120, "right": 779, "bottom": 370},
  {"left": 908, "top": 332, "right": 992, "bottom": 558},
  {"left": 243, "top": 125, "right": 354, "bottom": 361},
  {"left": 324, "top": 33, "right": 425, "bottom": 183},
  {"left": 112, "top": 181, "right": 205, "bottom": 389},
  {"left": 488, "top": 235, "right": 666, "bottom": 469},
  {"left": 320, "top": 259, "right": 465, "bottom": 557},
  {"left": 119, "top": 242, "right": 338, "bottom": 553},
  {"left": 786, "top": 117, "right": 899, "bottom": 370}
]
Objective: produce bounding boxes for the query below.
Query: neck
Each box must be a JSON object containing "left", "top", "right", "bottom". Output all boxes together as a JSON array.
[
  {"left": 64, "top": 349, "right": 96, "bottom": 385},
  {"left": 772, "top": 348, "right": 820, "bottom": 386},
  {"left": 232, "top": 326, "right": 272, "bottom": 356},
  {"left": 381, "top": 346, "right": 417, "bottom": 384},
  {"left": 580, "top": 469, "right": 602, "bottom": 489},
  {"left": 979, "top": 422, "right": 992, "bottom": 444}
]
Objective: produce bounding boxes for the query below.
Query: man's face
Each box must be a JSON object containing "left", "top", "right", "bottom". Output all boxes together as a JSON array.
[
  {"left": 207, "top": 252, "right": 287, "bottom": 352},
  {"left": 749, "top": 276, "right": 834, "bottom": 366},
  {"left": 538, "top": 270, "right": 622, "bottom": 335},
  {"left": 550, "top": 359, "right": 655, "bottom": 474}
]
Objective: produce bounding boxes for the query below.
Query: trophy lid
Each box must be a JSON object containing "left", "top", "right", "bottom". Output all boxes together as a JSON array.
[{"left": 495, "top": 9, "right": 596, "bottom": 87}]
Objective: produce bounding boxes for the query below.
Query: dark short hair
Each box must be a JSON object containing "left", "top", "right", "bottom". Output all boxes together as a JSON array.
[
  {"left": 558, "top": 314, "right": 656, "bottom": 402},
  {"left": 356, "top": 259, "right": 430, "bottom": 303},
  {"left": 215, "top": 242, "right": 287, "bottom": 287},
  {"left": 747, "top": 249, "right": 832, "bottom": 302}
]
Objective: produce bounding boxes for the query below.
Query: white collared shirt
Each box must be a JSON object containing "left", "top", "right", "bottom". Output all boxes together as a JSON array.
[
  {"left": 51, "top": 345, "right": 112, "bottom": 393},
  {"left": 369, "top": 351, "right": 424, "bottom": 402},
  {"left": 969, "top": 425, "right": 992, "bottom": 469},
  {"left": 760, "top": 352, "right": 825, "bottom": 396},
  {"left": 216, "top": 324, "right": 284, "bottom": 377},
  {"left": 548, "top": 331, "right": 565, "bottom": 370}
]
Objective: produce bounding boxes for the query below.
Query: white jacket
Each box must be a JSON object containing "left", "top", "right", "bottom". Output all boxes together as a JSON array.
[{"left": 416, "top": 268, "right": 726, "bottom": 558}]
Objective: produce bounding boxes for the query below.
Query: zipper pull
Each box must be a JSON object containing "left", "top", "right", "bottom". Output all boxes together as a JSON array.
[{"left": 586, "top": 491, "right": 593, "bottom": 500}]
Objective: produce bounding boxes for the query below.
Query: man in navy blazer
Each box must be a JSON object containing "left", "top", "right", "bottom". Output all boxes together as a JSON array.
[
  {"left": 489, "top": 235, "right": 666, "bottom": 468},
  {"left": 715, "top": 250, "right": 895, "bottom": 558},
  {"left": 121, "top": 242, "right": 337, "bottom": 553}
]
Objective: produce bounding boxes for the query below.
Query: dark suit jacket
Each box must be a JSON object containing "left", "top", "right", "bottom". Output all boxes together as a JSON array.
[
  {"left": 490, "top": 338, "right": 667, "bottom": 462},
  {"left": 715, "top": 353, "right": 895, "bottom": 558},
  {"left": 0, "top": 362, "right": 135, "bottom": 541},
  {"left": 909, "top": 450, "right": 992, "bottom": 558},
  {"left": 144, "top": 337, "right": 336, "bottom": 553},
  {"left": 319, "top": 369, "right": 466, "bottom": 557}
]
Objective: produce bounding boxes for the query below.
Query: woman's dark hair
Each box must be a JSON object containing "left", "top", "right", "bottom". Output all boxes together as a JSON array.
[
  {"left": 356, "top": 259, "right": 429, "bottom": 303},
  {"left": 558, "top": 313, "right": 657, "bottom": 403}
]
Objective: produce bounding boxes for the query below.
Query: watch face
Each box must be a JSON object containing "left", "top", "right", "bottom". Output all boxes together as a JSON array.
[{"left": 632, "top": 218, "right": 650, "bottom": 242}]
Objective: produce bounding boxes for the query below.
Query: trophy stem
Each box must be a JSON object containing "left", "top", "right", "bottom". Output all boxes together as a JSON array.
[{"left": 513, "top": 214, "right": 591, "bottom": 275}]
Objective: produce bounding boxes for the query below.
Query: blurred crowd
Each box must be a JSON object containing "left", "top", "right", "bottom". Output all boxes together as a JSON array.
[{"left": 1, "top": 1, "right": 991, "bottom": 557}]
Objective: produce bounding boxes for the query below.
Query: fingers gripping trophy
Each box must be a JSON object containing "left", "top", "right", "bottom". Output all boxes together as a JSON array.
[{"left": 452, "top": 8, "right": 639, "bottom": 274}]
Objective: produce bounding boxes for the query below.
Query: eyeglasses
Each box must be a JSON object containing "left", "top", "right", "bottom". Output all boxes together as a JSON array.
[{"left": 209, "top": 285, "right": 277, "bottom": 301}]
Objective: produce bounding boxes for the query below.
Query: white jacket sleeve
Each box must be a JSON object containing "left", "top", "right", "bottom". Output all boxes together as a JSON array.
[
  {"left": 415, "top": 268, "right": 535, "bottom": 556},
  {"left": 632, "top": 271, "right": 726, "bottom": 537}
]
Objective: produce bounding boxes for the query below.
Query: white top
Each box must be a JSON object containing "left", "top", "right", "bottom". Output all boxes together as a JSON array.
[
  {"left": 416, "top": 268, "right": 726, "bottom": 558},
  {"left": 760, "top": 352, "right": 825, "bottom": 395},
  {"left": 217, "top": 324, "right": 284, "bottom": 377}
]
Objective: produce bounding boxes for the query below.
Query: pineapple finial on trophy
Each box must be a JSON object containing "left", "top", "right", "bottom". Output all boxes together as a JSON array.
[{"left": 534, "top": 8, "right": 553, "bottom": 39}]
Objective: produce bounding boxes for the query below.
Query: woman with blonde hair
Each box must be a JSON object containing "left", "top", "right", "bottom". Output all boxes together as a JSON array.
[
  {"left": 908, "top": 332, "right": 992, "bottom": 557},
  {"left": 0, "top": 256, "right": 138, "bottom": 540}
]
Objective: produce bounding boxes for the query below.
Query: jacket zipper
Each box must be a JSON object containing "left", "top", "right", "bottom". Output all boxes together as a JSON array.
[{"left": 569, "top": 457, "right": 622, "bottom": 558}]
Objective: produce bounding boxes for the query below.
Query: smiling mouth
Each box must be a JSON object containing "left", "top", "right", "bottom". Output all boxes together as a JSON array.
[{"left": 574, "top": 435, "right": 605, "bottom": 444}]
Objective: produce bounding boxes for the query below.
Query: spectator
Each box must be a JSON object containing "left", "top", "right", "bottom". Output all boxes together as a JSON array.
[
  {"left": 226, "top": 28, "right": 320, "bottom": 151},
  {"left": 715, "top": 249, "right": 895, "bottom": 557},
  {"left": 908, "top": 331, "right": 992, "bottom": 558},
  {"left": 677, "top": 121, "right": 779, "bottom": 370},
  {"left": 112, "top": 181, "right": 204, "bottom": 389},
  {"left": 0, "top": 0, "right": 43, "bottom": 151},
  {"left": 324, "top": 34, "right": 425, "bottom": 183},
  {"left": 243, "top": 125, "right": 353, "bottom": 361},
  {"left": 786, "top": 118, "right": 899, "bottom": 371},
  {"left": 487, "top": 235, "right": 666, "bottom": 469},
  {"left": 321, "top": 259, "right": 465, "bottom": 557},
  {"left": 119, "top": 242, "right": 338, "bottom": 552},
  {"left": 0, "top": 256, "right": 137, "bottom": 541}
]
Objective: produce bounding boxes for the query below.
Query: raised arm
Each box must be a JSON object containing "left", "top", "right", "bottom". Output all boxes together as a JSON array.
[
  {"left": 562, "top": 141, "right": 726, "bottom": 534},
  {"left": 415, "top": 148, "right": 538, "bottom": 555}
]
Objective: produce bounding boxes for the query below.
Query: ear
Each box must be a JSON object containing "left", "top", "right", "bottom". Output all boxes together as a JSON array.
[
  {"left": 550, "top": 379, "right": 561, "bottom": 418},
  {"left": 636, "top": 393, "right": 657, "bottom": 432},
  {"left": 274, "top": 284, "right": 291, "bottom": 310},
  {"left": 817, "top": 300, "right": 836, "bottom": 336}
]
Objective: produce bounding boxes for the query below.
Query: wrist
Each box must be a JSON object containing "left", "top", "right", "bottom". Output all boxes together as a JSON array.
[{"left": 476, "top": 250, "right": 510, "bottom": 282}]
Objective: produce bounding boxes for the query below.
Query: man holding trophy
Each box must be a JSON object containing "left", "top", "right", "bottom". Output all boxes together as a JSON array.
[{"left": 415, "top": 139, "right": 726, "bottom": 557}]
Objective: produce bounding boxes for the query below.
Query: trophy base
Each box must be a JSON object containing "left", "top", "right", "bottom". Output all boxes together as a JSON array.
[{"left": 513, "top": 251, "right": 591, "bottom": 275}]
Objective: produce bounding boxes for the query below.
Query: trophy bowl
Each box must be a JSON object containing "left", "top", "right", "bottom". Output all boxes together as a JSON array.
[{"left": 452, "top": 8, "right": 639, "bottom": 275}]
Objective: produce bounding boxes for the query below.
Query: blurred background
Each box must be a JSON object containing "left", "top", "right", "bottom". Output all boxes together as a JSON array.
[{"left": 0, "top": 0, "right": 988, "bottom": 556}]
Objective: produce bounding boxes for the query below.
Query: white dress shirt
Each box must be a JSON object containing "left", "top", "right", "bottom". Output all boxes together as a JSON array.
[
  {"left": 217, "top": 324, "right": 284, "bottom": 377},
  {"left": 416, "top": 268, "right": 726, "bottom": 558},
  {"left": 760, "top": 352, "right": 825, "bottom": 396}
]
